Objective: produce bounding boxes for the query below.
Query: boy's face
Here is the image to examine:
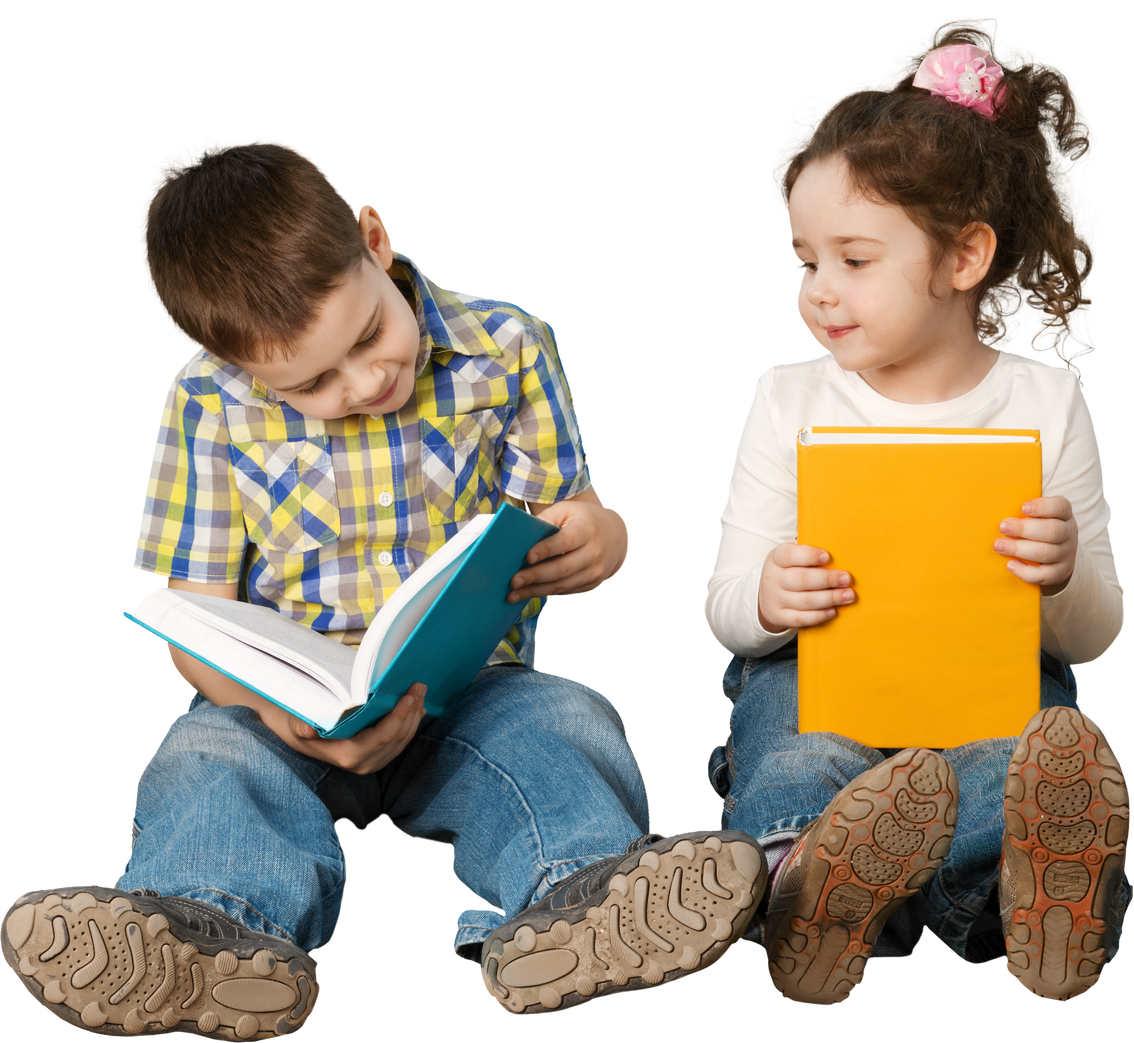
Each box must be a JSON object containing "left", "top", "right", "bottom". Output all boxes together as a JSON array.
[{"left": 240, "top": 211, "right": 420, "bottom": 420}]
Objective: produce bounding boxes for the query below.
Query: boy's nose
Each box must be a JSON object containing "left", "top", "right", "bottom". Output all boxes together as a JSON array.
[{"left": 343, "top": 354, "right": 385, "bottom": 400}]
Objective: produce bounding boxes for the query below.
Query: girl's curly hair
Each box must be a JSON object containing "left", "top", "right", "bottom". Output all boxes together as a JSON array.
[{"left": 783, "top": 25, "right": 1090, "bottom": 352}]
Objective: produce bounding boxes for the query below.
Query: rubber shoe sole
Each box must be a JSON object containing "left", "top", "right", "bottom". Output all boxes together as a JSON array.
[
  {"left": 482, "top": 832, "right": 765, "bottom": 1013},
  {"left": 2, "top": 886, "right": 317, "bottom": 1037},
  {"left": 765, "top": 748, "right": 958, "bottom": 1004},
  {"left": 1002, "top": 707, "right": 1129, "bottom": 999}
]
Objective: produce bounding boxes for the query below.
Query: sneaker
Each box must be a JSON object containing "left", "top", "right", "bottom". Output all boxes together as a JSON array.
[
  {"left": 481, "top": 830, "right": 765, "bottom": 1013},
  {"left": 2, "top": 886, "right": 317, "bottom": 1037},
  {"left": 1001, "top": 707, "right": 1129, "bottom": 999},
  {"left": 765, "top": 748, "right": 958, "bottom": 1004}
]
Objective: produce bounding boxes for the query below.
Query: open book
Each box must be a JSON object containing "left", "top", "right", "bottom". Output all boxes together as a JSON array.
[
  {"left": 127, "top": 504, "right": 558, "bottom": 738},
  {"left": 796, "top": 426, "right": 1042, "bottom": 748}
]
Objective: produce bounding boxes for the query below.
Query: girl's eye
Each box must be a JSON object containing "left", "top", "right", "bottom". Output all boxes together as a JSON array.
[
  {"left": 798, "top": 259, "right": 866, "bottom": 273},
  {"left": 296, "top": 374, "right": 326, "bottom": 396}
]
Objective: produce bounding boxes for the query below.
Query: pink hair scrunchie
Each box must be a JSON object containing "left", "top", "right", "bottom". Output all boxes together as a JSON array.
[{"left": 913, "top": 43, "right": 1004, "bottom": 119}]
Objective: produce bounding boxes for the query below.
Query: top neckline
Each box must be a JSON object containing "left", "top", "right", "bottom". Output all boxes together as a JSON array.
[{"left": 838, "top": 351, "right": 1013, "bottom": 422}]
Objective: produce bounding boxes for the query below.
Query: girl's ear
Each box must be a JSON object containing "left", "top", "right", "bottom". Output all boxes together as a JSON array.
[{"left": 951, "top": 223, "right": 997, "bottom": 291}]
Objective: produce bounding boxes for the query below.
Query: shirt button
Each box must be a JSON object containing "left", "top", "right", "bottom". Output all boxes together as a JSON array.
[
  {"left": 377, "top": 551, "right": 394, "bottom": 567},
  {"left": 378, "top": 491, "right": 394, "bottom": 508}
]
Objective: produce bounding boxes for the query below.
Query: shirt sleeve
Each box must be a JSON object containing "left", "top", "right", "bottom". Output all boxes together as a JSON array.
[
  {"left": 1038, "top": 379, "right": 1123, "bottom": 663},
  {"left": 498, "top": 317, "right": 591, "bottom": 504},
  {"left": 134, "top": 376, "right": 247, "bottom": 583},
  {"left": 706, "top": 368, "right": 799, "bottom": 657}
]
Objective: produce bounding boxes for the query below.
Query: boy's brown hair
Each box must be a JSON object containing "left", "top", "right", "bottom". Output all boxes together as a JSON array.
[{"left": 147, "top": 144, "right": 368, "bottom": 363}]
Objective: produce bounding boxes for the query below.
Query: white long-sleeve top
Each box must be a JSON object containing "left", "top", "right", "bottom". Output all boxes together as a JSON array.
[{"left": 707, "top": 351, "right": 1122, "bottom": 665}]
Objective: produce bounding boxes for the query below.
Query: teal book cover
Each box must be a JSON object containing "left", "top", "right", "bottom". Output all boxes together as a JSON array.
[{"left": 127, "top": 504, "right": 558, "bottom": 739}]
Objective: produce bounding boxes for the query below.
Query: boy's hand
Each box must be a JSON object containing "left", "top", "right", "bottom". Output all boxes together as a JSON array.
[
  {"left": 265, "top": 684, "right": 428, "bottom": 774},
  {"left": 758, "top": 542, "right": 855, "bottom": 631},
  {"left": 508, "top": 488, "right": 627, "bottom": 601},
  {"left": 994, "top": 496, "right": 1078, "bottom": 596}
]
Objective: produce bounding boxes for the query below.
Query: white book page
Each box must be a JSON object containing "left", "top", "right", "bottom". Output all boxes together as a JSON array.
[
  {"left": 799, "top": 429, "right": 1038, "bottom": 446},
  {"left": 136, "top": 591, "right": 357, "bottom": 727},
  {"left": 350, "top": 512, "right": 493, "bottom": 696}
]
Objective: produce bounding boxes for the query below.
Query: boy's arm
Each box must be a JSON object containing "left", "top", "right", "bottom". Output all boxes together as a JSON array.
[
  {"left": 166, "top": 579, "right": 427, "bottom": 774},
  {"left": 506, "top": 487, "right": 627, "bottom": 602}
]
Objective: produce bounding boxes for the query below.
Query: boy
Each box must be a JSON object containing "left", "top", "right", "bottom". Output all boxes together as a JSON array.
[{"left": 2, "top": 145, "right": 765, "bottom": 1037}]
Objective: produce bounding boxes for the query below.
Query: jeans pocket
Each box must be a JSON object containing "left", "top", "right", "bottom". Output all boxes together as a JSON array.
[
  {"left": 420, "top": 409, "right": 504, "bottom": 525},
  {"left": 228, "top": 435, "right": 341, "bottom": 553},
  {"left": 708, "top": 743, "right": 731, "bottom": 797}
]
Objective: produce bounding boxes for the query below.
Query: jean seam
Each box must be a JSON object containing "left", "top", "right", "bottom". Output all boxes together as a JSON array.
[
  {"left": 182, "top": 887, "right": 300, "bottom": 945},
  {"left": 542, "top": 671, "right": 653, "bottom": 834},
  {"left": 423, "top": 732, "right": 548, "bottom": 874}
]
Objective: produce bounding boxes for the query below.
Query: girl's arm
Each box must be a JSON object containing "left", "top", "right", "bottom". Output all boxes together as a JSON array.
[
  {"left": 994, "top": 379, "right": 1123, "bottom": 663},
  {"left": 706, "top": 370, "right": 803, "bottom": 657}
]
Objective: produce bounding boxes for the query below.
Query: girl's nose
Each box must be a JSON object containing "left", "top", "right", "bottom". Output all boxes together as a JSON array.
[{"left": 806, "top": 271, "right": 837, "bottom": 307}]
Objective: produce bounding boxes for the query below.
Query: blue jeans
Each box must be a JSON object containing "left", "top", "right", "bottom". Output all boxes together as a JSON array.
[
  {"left": 708, "top": 640, "right": 1129, "bottom": 963},
  {"left": 119, "top": 666, "right": 650, "bottom": 958}
]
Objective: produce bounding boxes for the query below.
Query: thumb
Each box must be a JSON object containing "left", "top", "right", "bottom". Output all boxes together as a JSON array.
[{"left": 290, "top": 715, "right": 318, "bottom": 740}]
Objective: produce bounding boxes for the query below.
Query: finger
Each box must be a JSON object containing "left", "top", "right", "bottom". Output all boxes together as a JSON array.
[
  {"left": 780, "top": 566, "right": 853, "bottom": 592},
  {"left": 1022, "top": 496, "right": 1073, "bottom": 520},
  {"left": 1004, "top": 558, "right": 1064, "bottom": 587},
  {"left": 771, "top": 543, "right": 831, "bottom": 568},
  {"left": 994, "top": 537, "right": 1064, "bottom": 565},
  {"left": 998, "top": 516, "right": 1071, "bottom": 544},
  {"left": 780, "top": 606, "right": 843, "bottom": 628},
  {"left": 781, "top": 586, "right": 856, "bottom": 612},
  {"left": 381, "top": 686, "right": 426, "bottom": 738},
  {"left": 510, "top": 549, "right": 599, "bottom": 600},
  {"left": 289, "top": 715, "right": 319, "bottom": 741},
  {"left": 524, "top": 525, "right": 586, "bottom": 565}
]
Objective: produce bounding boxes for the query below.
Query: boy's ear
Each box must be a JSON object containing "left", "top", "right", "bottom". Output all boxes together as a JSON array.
[{"left": 359, "top": 206, "right": 395, "bottom": 271}]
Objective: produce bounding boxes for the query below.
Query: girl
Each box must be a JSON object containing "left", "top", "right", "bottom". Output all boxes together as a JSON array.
[{"left": 707, "top": 26, "right": 1129, "bottom": 1004}]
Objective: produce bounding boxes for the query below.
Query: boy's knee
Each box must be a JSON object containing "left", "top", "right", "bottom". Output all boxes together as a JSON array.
[{"left": 164, "top": 699, "right": 268, "bottom": 752}]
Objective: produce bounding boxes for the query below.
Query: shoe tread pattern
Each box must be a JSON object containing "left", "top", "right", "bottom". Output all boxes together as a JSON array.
[
  {"left": 765, "top": 749, "right": 958, "bottom": 1005},
  {"left": 1001, "top": 708, "right": 1128, "bottom": 1000},
  {"left": 2, "top": 886, "right": 316, "bottom": 1038},
  {"left": 481, "top": 832, "right": 765, "bottom": 1014}
]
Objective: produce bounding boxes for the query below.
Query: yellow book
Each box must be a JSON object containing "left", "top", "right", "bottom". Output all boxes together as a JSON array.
[{"left": 796, "top": 427, "right": 1041, "bottom": 748}]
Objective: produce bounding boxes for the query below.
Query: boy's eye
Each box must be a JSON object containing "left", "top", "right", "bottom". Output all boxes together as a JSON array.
[
  {"left": 359, "top": 317, "right": 385, "bottom": 348},
  {"left": 800, "top": 261, "right": 818, "bottom": 273},
  {"left": 292, "top": 317, "right": 385, "bottom": 394},
  {"left": 845, "top": 258, "right": 868, "bottom": 269}
]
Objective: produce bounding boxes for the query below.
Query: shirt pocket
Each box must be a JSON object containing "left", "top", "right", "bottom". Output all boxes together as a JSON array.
[
  {"left": 228, "top": 435, "right": 341, "bottom": 554},
  {"left": 420, "top": 408, "right": 504, "bottom": 525}
]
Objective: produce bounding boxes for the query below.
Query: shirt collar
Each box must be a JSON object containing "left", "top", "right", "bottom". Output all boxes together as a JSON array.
[
  {"left": 392, "top": 254, "right": 503, "bottom": 363},
  {"left": 248, "top": 253, "right": 501, "bottom": 405}
]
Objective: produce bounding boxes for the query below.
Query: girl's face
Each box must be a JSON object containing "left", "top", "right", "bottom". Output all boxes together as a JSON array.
[{"left": 788, "top": 157, "right": 987, "bottom": 401}]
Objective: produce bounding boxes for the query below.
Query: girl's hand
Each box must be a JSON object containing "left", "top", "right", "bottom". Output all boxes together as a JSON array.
[
  {"left": 994, "top": 496, "right": 1078, "bottom": 596},
  {"left": 758, "top": 542, "right": 855, "bottom": 632}
]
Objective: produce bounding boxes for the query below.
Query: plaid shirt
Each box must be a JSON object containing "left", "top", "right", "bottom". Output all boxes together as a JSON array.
[{"left": 135, "top": 256, "right": 590, "bottom": 665}]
